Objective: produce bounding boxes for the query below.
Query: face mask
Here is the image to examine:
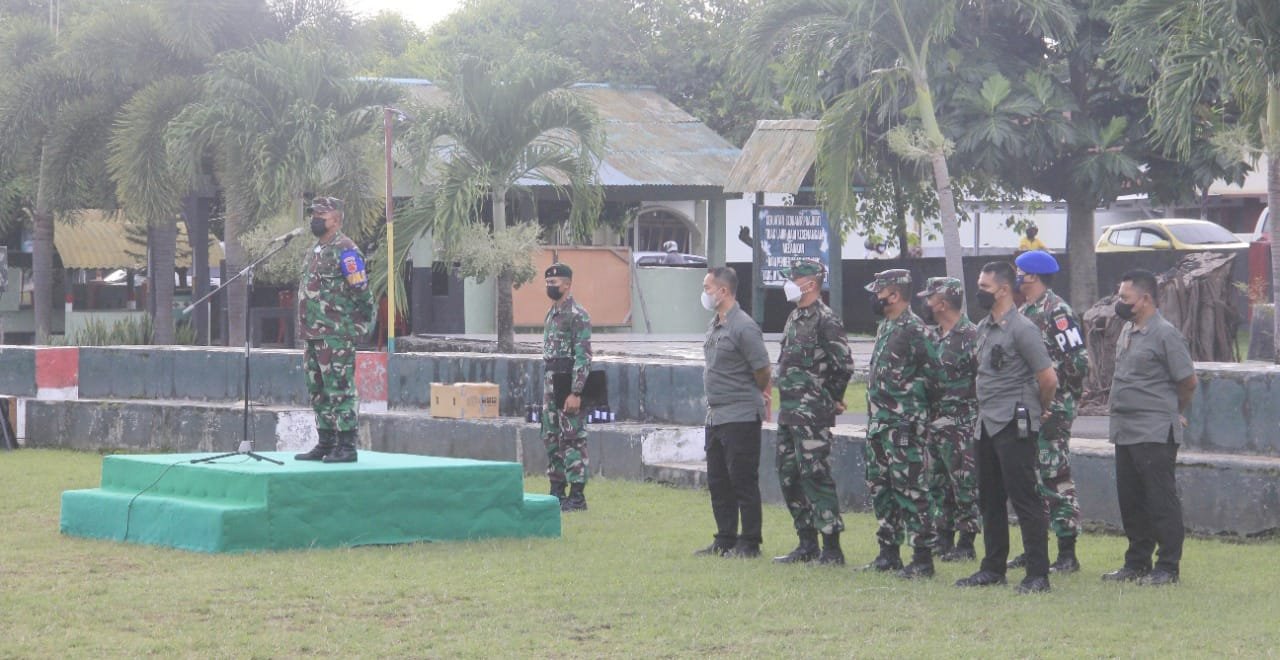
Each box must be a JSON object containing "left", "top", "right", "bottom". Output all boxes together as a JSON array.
[
  {"left": 783, "top": 280, "right": 804, "bottom": 303},
  {"left": 872, "top": 294, "right": 890, "bottom": 316},
  {"left": 1115, "top": 300, "right": 1136, "bottom": 321},
  {"left": 976, "top": 290, "right": 996, "bottom": 310},
  {"left": 919, "top": 303, "right": 935, "bottom": 324},
  {"left": 546, "top": 284, "right": 564, "bottom": 301},
  {"left": 310, "top": 217, "right": 327, "bottom": 237},
  {"left": 701, "top": 290, "right": 718, "bottom": 312}
]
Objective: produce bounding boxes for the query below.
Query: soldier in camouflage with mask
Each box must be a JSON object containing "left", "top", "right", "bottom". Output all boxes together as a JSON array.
[
  {"left": 771, "top": 260, "right": 854, "bottom": 566},
  {"left": 917, "top": 277, "right": 981, "bottom": 562},
  {"left": 1010, "top": 250, "right": 1088, "bottom": 573},
  {"left": 864, "top": 269, "right": 936, "bottom": 579},
  {"left": 293, "top": 196, "right": 374, "bottom": 464},
  {"left": 542, "top": 262, "right": 593, "bottom": 512}
]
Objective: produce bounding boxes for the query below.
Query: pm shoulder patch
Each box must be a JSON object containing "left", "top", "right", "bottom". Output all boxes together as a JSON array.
[
  {"left": 1051, "top": 312, "right": 1085, "bottom": 353},
  {"left": 339, "top": 249, "right": 368, "bottom": 290}
]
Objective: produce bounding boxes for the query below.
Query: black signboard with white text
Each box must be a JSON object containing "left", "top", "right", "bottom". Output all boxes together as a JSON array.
[{"left": 754, "top": 206, "right": 830, "bottom": 289}]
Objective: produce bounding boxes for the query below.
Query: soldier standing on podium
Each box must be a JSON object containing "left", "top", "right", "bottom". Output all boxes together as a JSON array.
[{"left": 293, "top": 196, "right": 373, "bottom": 464}]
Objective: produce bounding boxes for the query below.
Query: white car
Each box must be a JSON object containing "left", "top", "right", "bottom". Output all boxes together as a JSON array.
[{"left": 633, "top": 251, "right": 707, "bottom": 267}]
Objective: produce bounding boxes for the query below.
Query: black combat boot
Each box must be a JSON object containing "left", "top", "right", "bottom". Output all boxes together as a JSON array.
[
  {"left": 818, "top": 532, "right": 845, "bottom": 565},
  {"left": 942, "top": 531, "right": 977, "bottom": 562},
  {"left": 1049, "top": 535, "right": 1080, "bottom": 573},
  {"left": 562, "top": 482, "right": 587, "bottom": 512},
  {"left": 861, "top": 542, "right": 903, "bottom": 572},
  {"left": 294, "top": 429, "right": 336, "bottom": 461},
  {"left": 897, "top": 545, "right": 935, "bottom": 579},
  {"left": 773, "top": 529, "right": 820, "bottom": 564},
  {"left": 937, "top": 528, "right": 955, "bottom": 557},
  {"left": 550, "top": 481, "right": 567, "bottom": 504},
  {"left": 322, "top": 430, "right": 358, "bottom": 463}
]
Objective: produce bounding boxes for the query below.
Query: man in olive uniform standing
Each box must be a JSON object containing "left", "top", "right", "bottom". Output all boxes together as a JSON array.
[
  {"left": 771, "top": 259, "right": 854, "bottom": 566},
  {"left": 918, "top": 277, "right": 981, "bottom": 562},
  {"left": 542, "top": 262, "right": 593, "bottom": 512},
  {"left": 294, "top": 196, "right": 373, "bottom": 464},
  {"left": 1010, "top": 250, "right": 1088, "bottom": 573},
  {"left": 864, "top": 269, "right": 936, "bottom": 579}
]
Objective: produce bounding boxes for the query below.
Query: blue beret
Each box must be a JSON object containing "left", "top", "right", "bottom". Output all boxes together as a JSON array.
[{"left": 1015, "top": 250, "right": 1059, "bottom": 275}]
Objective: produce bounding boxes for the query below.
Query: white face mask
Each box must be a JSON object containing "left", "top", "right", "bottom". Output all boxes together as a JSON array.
[
  {"left": 783, "top": 280, "right": 804, "bottom": 303},
  {"left": 700, "top": 290, "right": 718, "bottom": 311}
]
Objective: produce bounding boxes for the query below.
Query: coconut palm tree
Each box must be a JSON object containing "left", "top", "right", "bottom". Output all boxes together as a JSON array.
[
  {"left": 386, "top": 52, "right": 604, "bottom": 352},
  {"left": 735, "top": 0, "right": 1074, "bottom": 283},
  {"left": 1110, "top": 0, "right": 1280, "bottom": 358},
  {"left": 167, "top": 38, "right": 399, "bottom": 346}
]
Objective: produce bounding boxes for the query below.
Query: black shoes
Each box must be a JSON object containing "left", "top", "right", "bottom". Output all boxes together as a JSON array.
[
  {"left": 693, "top": 540, "right": 761, "bottom": 558},
  {"left": 817, "top": 532, "right": 845, "bottom": 565},
  {"left": 1015, "top": 575, "right": 1052, "bottom": 594},
  {"left": 1101, "top": 566, "right": 1150, "bottom": 582},
  {"left": 936, "top": 529, "right": 955, "bottom": 557},
  {"left": 773, "top": 530, "right": 820, "bottom": 564},
  {"left": 941, "top": 531, "right": 977, "bottom": 562},
  {"left": 550, "top": 481, "right": 567, "bottom": 504},
  {"left": 1137, "top": 569, "right": 1179, "bottom": 586},
  {"left": 1007, "top": 553, "right": 1028, "bottom": 569},
  {"left": 896, "top": 547, "right": 935, "bottom": 579},
  {"left": 1050, "top": 536, "right": 1080, "bottom": 573},
  {"left": 955, "top": 570, "right": 1007, "bottom": 587},
  {"left": 322, "top": 430, "right": 358, "bottom": 463},
  {"left": 561, "top": 483, "right": 587, "bottom": 512},
  {"left": 294, "top": 429, "right": 335, "bottom": 461},
  {"left": 694, "top": 542, "right": 733, "bottom": 557},
  {"left": 861, "top": 543, "right": 903, "bottom": 572}
]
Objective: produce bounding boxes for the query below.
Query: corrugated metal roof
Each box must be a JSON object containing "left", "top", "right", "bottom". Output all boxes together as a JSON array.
[
  {"left": 53, "top": 210, "right": 225, "bottom": 270},
  {"left": 723, "top": 119, "right": 820, "bottom": 194},
  {"left": 400, "top": 81, "right": 740, "bottom": 189}
]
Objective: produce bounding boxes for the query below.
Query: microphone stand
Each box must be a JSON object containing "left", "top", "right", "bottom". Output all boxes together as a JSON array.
[{"left": 186, "top": 235, "right": 300, "bottom": 465}]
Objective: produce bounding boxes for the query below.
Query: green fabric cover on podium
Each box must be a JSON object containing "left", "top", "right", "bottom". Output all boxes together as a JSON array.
[{"left": 60, "top": 451, "right": 560, "bottom": 553}]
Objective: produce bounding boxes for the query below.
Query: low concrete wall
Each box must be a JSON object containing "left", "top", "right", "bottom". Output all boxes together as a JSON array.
[
  {"left": 25, "top": 398, "right": 1280, "bottom": 536},
  {"left": 1186, "top": 362, "right": 1280, "bottom": 457}
]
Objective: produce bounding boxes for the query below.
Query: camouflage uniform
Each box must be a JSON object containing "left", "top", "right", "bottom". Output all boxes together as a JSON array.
[
  {"left": 865, "top": 271, "right": 934, "bottom": 550},
  {"left": 776, "top": 278, "right": 854, "bottom": 537},
  {"left": 298, "top": 227, "right": 373, "bottom": 433},
  {"left": 922, "top": 307, "right": 981, "bottom": 537},
  {"left": 1020, "top": 287, "right": 1088, "bottom": 538},
  {"left": 542, "top": 289, "right": 592, "bottom": 486}
]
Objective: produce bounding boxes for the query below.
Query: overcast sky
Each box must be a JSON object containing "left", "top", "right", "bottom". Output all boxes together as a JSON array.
[{"left": 345, "top": 0, "right": 464, "bottom": 30}]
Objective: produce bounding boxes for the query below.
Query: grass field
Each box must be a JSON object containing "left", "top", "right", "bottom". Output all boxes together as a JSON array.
[{"left": 3, "top": 449, "right": 1279, "bottom": 657}]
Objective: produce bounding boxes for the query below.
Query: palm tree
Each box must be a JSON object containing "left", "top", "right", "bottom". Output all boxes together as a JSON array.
[
  {"left": 387, "top": 53, "right": 604, "bottom": 352},
  {"left": 167, "top": 39, "right": 398, "bottom": 346},
  {"left": 1109, "top": 0, "right": 1280, "bottom": 359},
  {"left": 735, "top": 0, "right": 1073, "bottom": 283}
]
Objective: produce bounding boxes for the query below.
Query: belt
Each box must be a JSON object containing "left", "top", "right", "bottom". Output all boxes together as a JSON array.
[{"left": 544, "top": 357, "right": 573, "bottom": 373}]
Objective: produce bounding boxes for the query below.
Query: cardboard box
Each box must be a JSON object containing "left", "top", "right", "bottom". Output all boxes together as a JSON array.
[{"left": 431, "top": 382, "right": 500, "bottom": 419}]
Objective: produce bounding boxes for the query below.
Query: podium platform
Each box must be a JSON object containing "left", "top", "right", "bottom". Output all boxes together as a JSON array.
[{"left": 60, "top": 451, "right": 560, "bottom": 553}]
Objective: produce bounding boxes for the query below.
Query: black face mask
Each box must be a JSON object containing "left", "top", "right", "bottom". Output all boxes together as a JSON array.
[
  {"left": 919, "top": 303, "right": 935, "bottom": 324},
  {"left": 1115, "top": 300, "right": 1136, "bottom": 321},
  {"left": 546, "top": 285, "right": 564, "bottom": 301},
  {"left": 872, "top": 294, "right": 890, "bottom": 316},
  {"left": 310, "top": 217, "right": 327, "bottom": 237},
  {"left": 976, "top": 290, "right": 996, "bottom": 310}
]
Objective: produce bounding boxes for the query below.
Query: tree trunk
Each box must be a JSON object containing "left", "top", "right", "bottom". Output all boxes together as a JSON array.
[
  {"left": 492, "top": 184, "right": 515, "bottom": 353},
  {"left": 893, "top": 172, "right": 909, "bottom": 257},
  {"left": 1266, "top": 82, "right": 1280, "bottom": 362},
  {"left": 32, "top": 144, "right": 53, "bottom": 345},
  {"left": 929, "top": 152, "right": 965, "bottom": 283},
  {"left": 152, "top": 219, "right": 177, "bottom": 344},
  {"left": 224, "top": 191, "right": 249, "bottom": 347},
  {"left": 1066, "top": 196, "right": 1098, "bottom": 310}
]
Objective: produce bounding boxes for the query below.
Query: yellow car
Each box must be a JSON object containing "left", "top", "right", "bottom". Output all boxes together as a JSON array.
[{"left": 1095, "top": 219, "right": 1250, "bottom": 252}]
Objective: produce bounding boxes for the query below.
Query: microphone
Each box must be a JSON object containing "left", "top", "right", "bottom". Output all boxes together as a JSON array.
[{"left": 270, "top": 227, "right": 306, "bottom": 243}]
